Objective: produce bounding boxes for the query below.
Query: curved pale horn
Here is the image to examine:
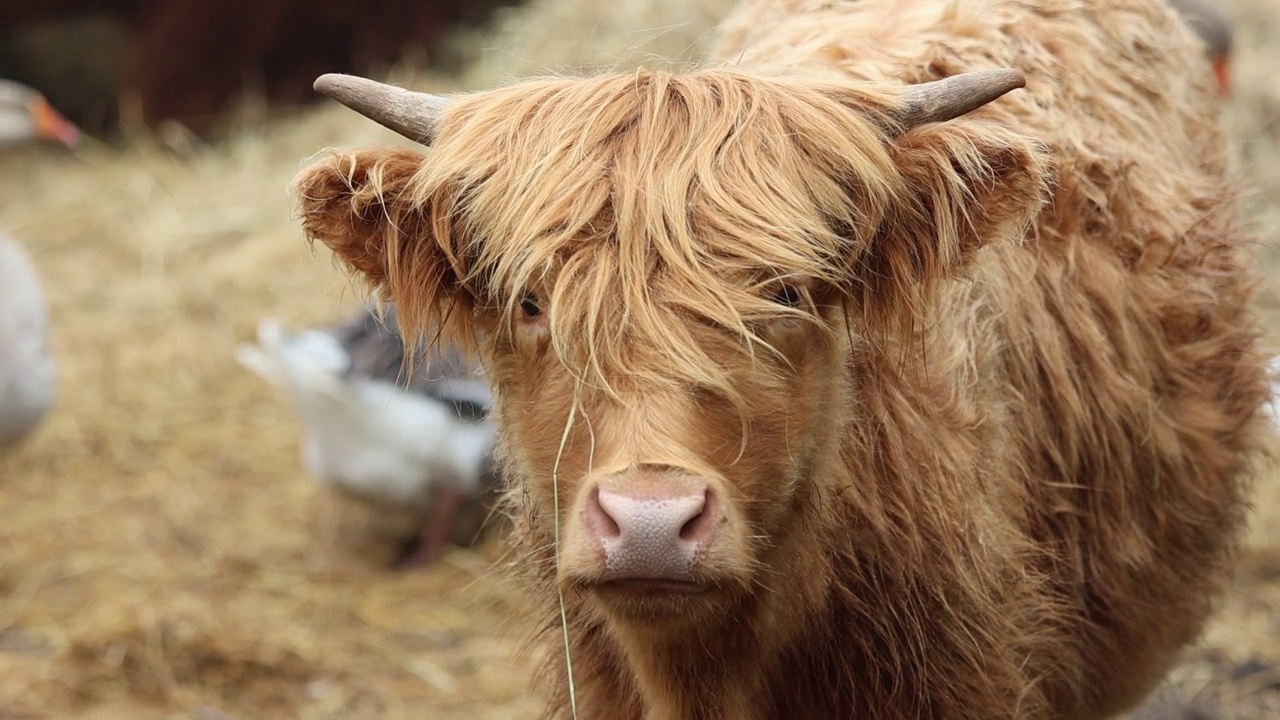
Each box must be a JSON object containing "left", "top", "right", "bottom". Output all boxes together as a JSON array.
[
  {"left": 893, "top": 68, "right": 1027, "bottom": 130},
  {"left": 313, "top": 73, "right": 450, "bottom": 145}
]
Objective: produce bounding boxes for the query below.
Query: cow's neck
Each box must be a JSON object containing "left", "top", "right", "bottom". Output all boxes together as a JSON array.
[{"left": 609, "top": 624, "right": 763, "bottom": 720}]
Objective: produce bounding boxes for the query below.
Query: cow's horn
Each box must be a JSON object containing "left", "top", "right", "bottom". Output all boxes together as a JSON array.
[
  {"left": 893, "top": 68, "right": 1026, "bottom": 130},
  {"left": 313, "top": 73, "right": 449, "bottom": 146}
]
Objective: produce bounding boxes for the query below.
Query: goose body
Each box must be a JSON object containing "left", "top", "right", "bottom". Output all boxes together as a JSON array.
[
  {"left": 237, "top": 304, "right": 501, "bottom": 566},
  {"left": 0, "top": 236, "right": 56, "bottom": 448}
]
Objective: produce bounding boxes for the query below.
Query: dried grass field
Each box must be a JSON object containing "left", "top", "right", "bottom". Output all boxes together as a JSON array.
[{"left": 1, "top": 0, "right": 1279, "bottom": 718}]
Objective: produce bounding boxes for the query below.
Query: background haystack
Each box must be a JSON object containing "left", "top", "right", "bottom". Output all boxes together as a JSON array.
[{"left": 1, "top": 0, "right": 1278, "bottom": 718}]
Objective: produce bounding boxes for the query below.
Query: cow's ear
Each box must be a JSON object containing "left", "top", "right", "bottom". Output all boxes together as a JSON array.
[
  {"left": 291, "top": 148, "right": 474, "bottom": 348},
  {"left": 854, "top": 122, "right": 1050, "bottom": 322},
  {"left": 292, "top": 148, "right": 428, "bottom": 288}
]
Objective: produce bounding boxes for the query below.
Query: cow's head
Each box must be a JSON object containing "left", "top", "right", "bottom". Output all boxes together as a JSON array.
[{"left": 292, "top": 69, "right": 1049, "bottom": 626}]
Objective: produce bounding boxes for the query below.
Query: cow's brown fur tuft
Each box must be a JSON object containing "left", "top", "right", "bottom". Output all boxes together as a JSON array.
[{"left": 291, "top": 1, "right": 1274, "bottom": 718}]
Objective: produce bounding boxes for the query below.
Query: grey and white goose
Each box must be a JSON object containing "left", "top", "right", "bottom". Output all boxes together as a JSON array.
[{"left": 236, "top": 302, "right": 503, "bottom": 568}]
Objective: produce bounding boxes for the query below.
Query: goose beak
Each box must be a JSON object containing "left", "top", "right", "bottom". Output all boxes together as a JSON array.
[
  {"left": 29, "top": 95, "right": 80, "bottom": 147},
  {"left": 1211, "top": 57, "right": 1232, "bottom": 99}
]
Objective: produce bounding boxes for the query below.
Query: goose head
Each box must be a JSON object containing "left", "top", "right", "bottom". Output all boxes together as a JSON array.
[
  {"left": 1169, "top": 0, "right": 1234, "bottom": 98},
  {"left": 0, "top": 80, "right": 80, "bottom": 149}
]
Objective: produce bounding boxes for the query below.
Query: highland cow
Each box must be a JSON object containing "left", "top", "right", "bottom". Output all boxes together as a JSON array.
[{"left": 289, "top": 0, "right": 1273, "bottom": 718}]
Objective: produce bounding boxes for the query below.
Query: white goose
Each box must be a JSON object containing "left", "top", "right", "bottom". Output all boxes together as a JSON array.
[
  {"left": 236, "top": 303, "right": 503, "bottom": 568},
  {"left": 1, "top": 81, "right": 78, "bottom": 449}
]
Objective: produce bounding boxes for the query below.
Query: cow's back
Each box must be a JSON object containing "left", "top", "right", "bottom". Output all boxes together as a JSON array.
[{"left": 715, "top": 1, "right": 1271, "bottom": 715}]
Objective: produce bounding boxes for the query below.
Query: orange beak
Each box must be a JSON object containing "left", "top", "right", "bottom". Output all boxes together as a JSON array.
[
  {"left": 1212, "top": 56, "right": 1232, "bottom": 99},
  {"left": 29, "top": 95, "right": 80, "bottom": 147}
]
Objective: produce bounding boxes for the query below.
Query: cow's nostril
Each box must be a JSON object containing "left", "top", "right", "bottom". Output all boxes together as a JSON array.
[
  {"left": 678, "top": 487, "right": 717, "bottom": 542},
  {"left": 585, "top": 486, "right": 622, "bottom": 539}
]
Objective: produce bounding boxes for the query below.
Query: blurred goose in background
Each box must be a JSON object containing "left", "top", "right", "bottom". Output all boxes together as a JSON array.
[
  {"left": 1169, "top": 0, "right": 1234, "bottom": 98},
  {"left": 236, "top": 303, "right": 503, "bottom": 568},
  {"left": 1, "top": 83, "right": 76, "bottom": 449},
  {"left": 0, "top": 235, "right": 56, "bottom": 449},
  {"left": 0, "top": 79, "right": 80, "bottom": 148}
]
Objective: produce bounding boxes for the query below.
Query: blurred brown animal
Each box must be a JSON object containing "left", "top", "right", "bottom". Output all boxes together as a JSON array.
[
  {"left": 291, "top": 0, "right": 1273, "bottom": 718},
  {"left": 0, "top": 0, "right": 516, "bottom": 133}
]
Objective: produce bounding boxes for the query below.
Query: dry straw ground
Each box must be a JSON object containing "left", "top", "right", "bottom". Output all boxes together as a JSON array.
[{"left": 1, "top": 0, "right": 1278, "bottom": 718}]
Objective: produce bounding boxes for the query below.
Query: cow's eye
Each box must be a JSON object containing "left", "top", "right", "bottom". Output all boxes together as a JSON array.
[
  {"left": 771, "top": 284, "right": 803, "bottom": 308},
  {"left": 520, "top": 293, "right": 542, "bottom": 318}
]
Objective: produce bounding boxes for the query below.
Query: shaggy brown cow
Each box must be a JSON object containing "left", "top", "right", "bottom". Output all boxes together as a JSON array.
[{"left": 290, "top": 0, "right": 1273, "bottom": 718}]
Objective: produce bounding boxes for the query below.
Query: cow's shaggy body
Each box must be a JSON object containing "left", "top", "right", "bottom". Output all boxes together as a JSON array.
[{"left": 292, "top": 1, "right": 1273, "bottom": 718}]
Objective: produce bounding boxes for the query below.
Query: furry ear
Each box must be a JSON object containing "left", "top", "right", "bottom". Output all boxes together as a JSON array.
[
  {"left": 292, "top": 148, "right": 427, "bottom": 288},
  {"left": 291, "top": 147, "right": 474, "bottom": 353},
  {"left": 854, "top": 122, "right": 1051, "bottom": 324}
]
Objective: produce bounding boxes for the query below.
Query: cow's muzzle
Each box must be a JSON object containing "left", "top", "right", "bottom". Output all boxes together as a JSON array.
[{"left": 561, "top": 465, "right": 739, "bottom": 597}]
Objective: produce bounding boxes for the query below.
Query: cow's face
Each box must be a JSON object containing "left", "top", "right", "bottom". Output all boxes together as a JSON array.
[
  {"left": 477, "top": 248, "right": 851, "bottom": 624},
  {"left": 293, "top": 70, "right": 1047, "bottom": 624}
]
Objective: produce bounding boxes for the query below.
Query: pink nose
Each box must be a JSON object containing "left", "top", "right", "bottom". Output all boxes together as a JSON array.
[{"left": 582, "top": 476, "right": 720, "bottom": 582}]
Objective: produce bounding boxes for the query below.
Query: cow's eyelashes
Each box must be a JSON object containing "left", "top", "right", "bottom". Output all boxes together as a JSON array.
[
  {"left": 771, "top": 284, "right": 804, "bottom": 308},
  {"left": 520, "top": 293, "right": 542, "bottom": 318}
]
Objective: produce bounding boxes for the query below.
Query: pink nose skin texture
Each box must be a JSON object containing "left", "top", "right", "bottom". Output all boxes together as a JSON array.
[{"left": 583, "top": 482, "right": 719, "bottom": 581}]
